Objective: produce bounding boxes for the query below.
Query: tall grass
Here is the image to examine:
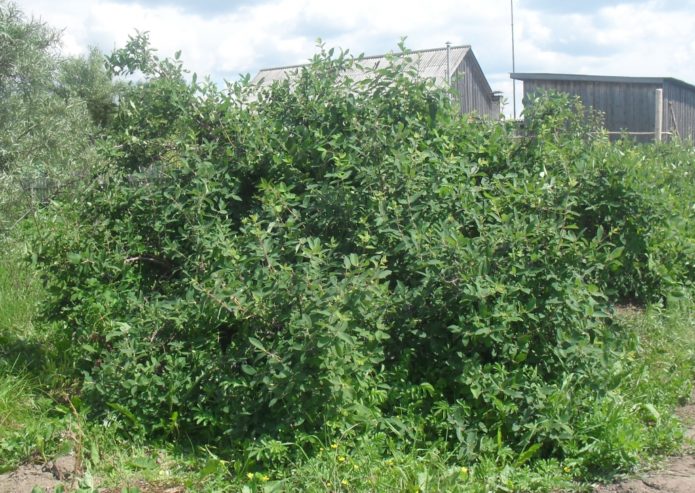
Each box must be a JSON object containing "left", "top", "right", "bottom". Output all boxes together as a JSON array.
[
  {"left": 0, "top": 242, "right": 41, "bottom": 342},
  {"left": 0, "top": 370, "right": 64, "bottom": 472},
  {"left": 0, "top": 243, "right": 62, "bottom": 471}
]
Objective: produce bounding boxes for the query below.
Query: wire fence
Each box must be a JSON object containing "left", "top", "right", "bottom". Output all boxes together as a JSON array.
[
  {"left": 0, "top": 176, "right": 76, "bottom": 234},
  {"left": 0, "top": 165, "right": 173, "bottom": 235}
]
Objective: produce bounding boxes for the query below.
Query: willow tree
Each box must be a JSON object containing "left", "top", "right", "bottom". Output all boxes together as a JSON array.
[{"left": 0, "top": 1, "right": 114, "bottom": 232}]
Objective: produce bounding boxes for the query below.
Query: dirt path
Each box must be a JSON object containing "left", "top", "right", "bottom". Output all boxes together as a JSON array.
[{"left": 594, "top": 401, "right": 695, "bottom": 493}]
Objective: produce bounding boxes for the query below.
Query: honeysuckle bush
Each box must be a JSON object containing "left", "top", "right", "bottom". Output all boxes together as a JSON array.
[
  {"left": 518, "top": 92, "right": 694, "bottom": 303},
  {"left": 28, "top": 39, "right": 694, "bottom": 477}
]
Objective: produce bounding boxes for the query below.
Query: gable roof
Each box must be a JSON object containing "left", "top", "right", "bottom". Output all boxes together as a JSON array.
[
  {"left": 511, "top": 73, "right": 695, "bottom": 92},
  {"left": 252, "top": 45, "right": 471, "bottom": 89}
]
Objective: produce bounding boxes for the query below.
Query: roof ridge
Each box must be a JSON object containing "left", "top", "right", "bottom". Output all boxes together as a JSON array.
[
  {"left": 258, "top": 45, "right": 471, "bottom": 74},
  {"left": 511, "top": 72, "right": 695, "bottom": 92}
]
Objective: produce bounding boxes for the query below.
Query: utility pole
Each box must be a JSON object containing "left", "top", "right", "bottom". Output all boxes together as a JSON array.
[{"left": 511, "top": 0, "right": 517, "bottom": 119}]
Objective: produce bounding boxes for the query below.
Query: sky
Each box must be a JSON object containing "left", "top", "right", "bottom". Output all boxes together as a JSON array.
[{"left": 14, "top": 0, "right": 695, "bottom": 116}]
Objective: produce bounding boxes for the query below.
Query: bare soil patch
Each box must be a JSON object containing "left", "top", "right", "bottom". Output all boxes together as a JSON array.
[
  {"left": 0, "top": 464, "right": 184, "bottom": 493},
  {"left": 593, "top": 456, "right": 695, "bottom": 492},
  {"left": 100, "top": 483, "right": 184, "bottom": 493},
  {"left": 0, "top": 453, "right": 184, "bottom": 493},
  {"left": 0, "top": 454, "right": 75, "bottom": 493}
]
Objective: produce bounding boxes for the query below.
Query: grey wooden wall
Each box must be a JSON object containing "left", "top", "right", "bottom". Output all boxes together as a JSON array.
[
  {"left": 453, "top": 54, "right": 501, "bottom": 119},
  {"left": 522, "top": 80, "right": 660, "bottom": 138},
  {"left": 520, "top": 78, "right": 695, "bottom": 142},
  {"left": 664, "top": 81, "right": 695, "bottom": 142}
]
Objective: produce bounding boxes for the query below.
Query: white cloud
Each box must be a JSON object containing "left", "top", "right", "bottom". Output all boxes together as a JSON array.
[{"left": 13, "top": 0, "right": 695, "bottom": 116}]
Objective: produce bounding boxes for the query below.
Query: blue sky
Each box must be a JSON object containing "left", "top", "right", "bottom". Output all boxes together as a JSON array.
[{"left": 15, "top": 0, "right": 695, "bottom": 116}]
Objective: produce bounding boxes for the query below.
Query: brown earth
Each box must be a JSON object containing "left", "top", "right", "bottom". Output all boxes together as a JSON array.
[
  {"left": 0, "top": 452, "right": 184, "bottom": 493},
  {"left": 0, "top": 454, "right": 76, "bottom": 493},
  {"left": 0, "top": 459, "right": 183, "bottom": 493}
]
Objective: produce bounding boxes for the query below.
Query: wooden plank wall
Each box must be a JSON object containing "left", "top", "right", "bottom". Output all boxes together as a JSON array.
[
  {"left": 522, "top": 80, "right": 661, "bottom": 141},
  {"left": 453, "top": 55, "right": 500, "bottom": 119},
  {"left": 664, "top": 81, "right": 695, "bottom": 142}
]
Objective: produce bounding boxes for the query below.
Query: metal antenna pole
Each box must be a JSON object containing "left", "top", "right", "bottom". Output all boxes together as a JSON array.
[
  {"left": 446, "top": 41, "right": 451, "bottom": 86},
  {"left": 511, "top": 0, "right": 517, "bottom": 119}
]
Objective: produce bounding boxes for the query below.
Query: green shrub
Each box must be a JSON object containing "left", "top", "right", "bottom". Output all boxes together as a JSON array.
[
  {"left": 519, "top": 91, "right": 694, "bottom": 303},
  {"left": 29, "top": 41, "right": 694, "bottom": 476}
]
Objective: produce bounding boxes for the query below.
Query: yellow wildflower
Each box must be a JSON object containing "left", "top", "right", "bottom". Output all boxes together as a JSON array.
[
  {"left": 331, "top": 443, "right": 339, "bottom": 449},
  {"left": 338, "top": 455, "right": 346, "bottom": 462},
  {"left": 246, "top": 472, "right": 254, "bottom": 480},
  {"left": 261, "top": 474, "right": 270, "bottom": 482},
  {"left": 341, "top": 479, "right": 349, "bottom": 486}
]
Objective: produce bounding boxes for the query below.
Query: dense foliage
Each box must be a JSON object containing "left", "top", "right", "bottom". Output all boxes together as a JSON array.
[
  {"left": 25, "top": 35, "right": 695, "bottom": 482},
  {"left": 519, "top": 94, "right": 694, "bottom": 303},
  {"left": 0, "top": 0, "right": 115, "bottom": 233}
]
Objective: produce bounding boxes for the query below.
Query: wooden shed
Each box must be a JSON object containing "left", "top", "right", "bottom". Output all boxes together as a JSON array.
[
  {"left": 511, "top": 73, "right": 695, "bottom": 142},
  {"left": 253, "top": 45, "right": 502, "bottom": 120}
]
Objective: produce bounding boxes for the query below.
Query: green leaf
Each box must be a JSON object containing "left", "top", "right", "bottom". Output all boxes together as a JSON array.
[
  {"left": 107, "top": 403, "right": 142, "bottom": 430},
  {"left": 249, "top": 337, "right": 267, "bottom": 353},
  {"left": 642, "top": 403, "right": 661, "bottom": 425},
  {"left": 515, "top": 443, "right": 542, "bottom": 466},
  {"left": 67, "top": 253, "right": 82, "bottom": 264}
]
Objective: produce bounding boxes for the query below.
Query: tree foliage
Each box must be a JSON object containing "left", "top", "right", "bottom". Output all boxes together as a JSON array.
[{"left": 0, "top": 1, "right": 115, "bottom": 233}]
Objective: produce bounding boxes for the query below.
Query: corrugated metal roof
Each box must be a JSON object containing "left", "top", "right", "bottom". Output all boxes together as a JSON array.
[
  {"left": 252, "top": 45, "right": 471, "bottom": 88},
  {"left": 511, "top": 73, "right": 695, "bottom": 92}
]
